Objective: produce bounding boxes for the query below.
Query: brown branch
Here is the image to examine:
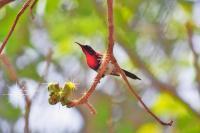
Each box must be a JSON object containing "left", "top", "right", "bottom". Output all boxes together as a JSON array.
[
  {"left": 0, "top": 54, "right": 30, "bottom": 103},
  {"left": 107, "top": 0, "right": 114, "bottom": 53},
  {"left": 24, "top": 49, "right": 53, "bottom": 133},
  {"left": 0, "top": 51, "right": 53, "bottom": 133},
  {"left": 24, "top": 99, "right": 31, "bottom": 133},
  {"left": 0, "top": 54, "right": 17, "bottom": 81},
  {"left": 0, "top": 54, "right": 31, "bottom": 133},
  {"left": 67, "top": 0, "right": 173, "bottom": 126},
  {"left": 118, "top": 40, "right": 200, "bottom": 119},
  {"left": 85, "top": 102, "right": 96, "bottom": 115},
  {"left": 16, "top": 80, "right": 32, "bottom": 133},
  {"left": 111, "top": 58, "right": 173, "bottom": 126},
  {"left": 0, "top": 0, "right": 14, "bottom": 8},
  {"left": 0, "top": 0, "right": 33, "bottom": 54}
]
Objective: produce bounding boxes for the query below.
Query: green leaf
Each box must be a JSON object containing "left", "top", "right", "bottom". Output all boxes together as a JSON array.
[{"left": 0, "top": 97, "right": 21, "bottom": 122}]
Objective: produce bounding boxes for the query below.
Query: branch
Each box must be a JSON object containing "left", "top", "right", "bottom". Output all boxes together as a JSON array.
[
  {"left": 0, "top": 54, "right": 31, "bottom": 133},
  {"left": 17, "top": 81, "right": 31, "bottom": 133},
  {"left": 0, "top": 50, "right": 53, "bottom": 133},
  {"left": 94, "top": 1, "right": 200, "bottom": 118},
  {"left": 118, "top": 39, "right": 200, "bottom": 119},
  {"left": 67, "top": 0, "right": 173, "bottom": 126},
  {"left": 107, "top": 0, "right": 114, "bottom": 53},
  {"left": 85, "top": 102, "right": 96, "bottom": 115},
  {"left": 0, "top": 54, "right": 17, "bottom": 81},
  {"left": 0, "top": 0, "right": 14, "bottom": 8},
  {"left": 111, "top": 57, "right": 173, "bottom": 126},
  {"left": 0, "top": 0, "right": 33, "bottom": 54},
  {"left": 24, "top": 49, "right": 53, "bottom": 133}
]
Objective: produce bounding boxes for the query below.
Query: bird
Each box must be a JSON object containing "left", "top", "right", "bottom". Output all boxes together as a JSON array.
[{"left": 76, "top": 42, "right": 141, "bottom": 80}]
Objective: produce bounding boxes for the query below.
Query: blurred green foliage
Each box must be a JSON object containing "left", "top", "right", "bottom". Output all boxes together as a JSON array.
[
  {"left": 0, "top": 97, "right": 21, "bottom": 122},
  {"left": 0, "top": 0, "right": 200, "bottom": 132}
]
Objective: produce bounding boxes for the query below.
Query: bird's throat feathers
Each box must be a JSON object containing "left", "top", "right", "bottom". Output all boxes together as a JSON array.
[
  {"left": 85, "top": 53, "right": 99, "bottom": 70},
  {"left": 80, "top": 46, "right": 101, "bottom": 70}
]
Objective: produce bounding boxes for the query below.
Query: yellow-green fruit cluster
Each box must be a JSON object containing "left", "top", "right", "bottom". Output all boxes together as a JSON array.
[
  {"left": 48, "top": 83, "right": 61, "bottom": 105},
  {"left": 60, "top": 82, "right": 76, "bottom": 105},
  {"left": 47, "top": 82, "right": 76, "bottom": 106}
]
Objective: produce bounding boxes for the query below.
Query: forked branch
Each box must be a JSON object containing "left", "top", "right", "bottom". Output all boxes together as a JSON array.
[{"left": 67, "top": 0, "right": 172, "bottom": 126}]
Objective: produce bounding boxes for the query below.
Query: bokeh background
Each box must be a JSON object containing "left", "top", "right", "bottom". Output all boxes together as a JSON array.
[{"left": 0, "top": 0, "right": 200, "bottom": 132}]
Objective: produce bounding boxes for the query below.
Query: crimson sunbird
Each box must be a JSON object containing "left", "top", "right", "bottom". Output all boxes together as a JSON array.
[{"left": 76, "top": 42, "right": 141, "bottom": 80}]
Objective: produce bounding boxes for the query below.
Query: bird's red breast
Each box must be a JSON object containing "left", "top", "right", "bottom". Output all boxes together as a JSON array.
[{"left": 85, "top": 52, "right": 101, "bottom": 70}]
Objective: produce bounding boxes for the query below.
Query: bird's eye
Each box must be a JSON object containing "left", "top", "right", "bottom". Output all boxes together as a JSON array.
[
  {"left": 88, "top": 48, "right": 94, "bottom": 54},
  {"left": 86, "top": 46, "right": 94, "bottom": 55}
]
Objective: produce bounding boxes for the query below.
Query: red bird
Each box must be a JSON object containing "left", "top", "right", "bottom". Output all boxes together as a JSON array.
[{"left": 76, "top": 42, "right": 141, "bottom": 80}]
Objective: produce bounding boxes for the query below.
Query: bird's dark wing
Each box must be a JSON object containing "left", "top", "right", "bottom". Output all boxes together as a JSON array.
[{"left": 122, "top": 69, "right": 141, "bottom": 80}]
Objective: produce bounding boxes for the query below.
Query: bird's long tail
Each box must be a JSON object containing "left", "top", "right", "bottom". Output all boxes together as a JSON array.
[{"left": 122, "top": 69, "right": 141, "bottom": 80}]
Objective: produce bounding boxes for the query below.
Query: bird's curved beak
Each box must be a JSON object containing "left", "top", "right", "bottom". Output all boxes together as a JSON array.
[{"left": 75, "top": 42, "right": 84, "bottom": 48}]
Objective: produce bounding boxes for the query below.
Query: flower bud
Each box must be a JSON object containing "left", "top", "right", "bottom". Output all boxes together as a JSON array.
[
  {"left": 48, "top": 82, "right": 60, "bottom": 93},
  {"left": 63, "top": 81, "right": 76, "bottom": 94},
  {"left": 48, "top": 93, "right": 60, "bottom": 105}
]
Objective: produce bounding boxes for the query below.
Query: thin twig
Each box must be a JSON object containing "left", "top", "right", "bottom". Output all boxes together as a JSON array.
[
  {"left": 119, "top": 39, "right": 200, "bottom": 119},
  {"left": 0, "top": 0, "right": 33, "bottom": 54},
  {"left": 20, "top": 81, "right": 31, "bottom": 133},
  {"left": 111, "top": 58, "right": 173, "bottom": 126},
  {"left": 30, "top": 0, "right": 38, "bottom": 19},
  {"left": 0, "top": 54, "right": 17, "bottom": 81},
  {"left": 23, "top": 49, "right": 53, "bottom": 133},
  {"left": 85, "top": 102, "right": 96, "bottom": 115},
  {"left": 0, "top": 54, "right": 31, "bottom": 132},
  {"left": 0, "top": 51, "right": 52, "bottom": 132}
]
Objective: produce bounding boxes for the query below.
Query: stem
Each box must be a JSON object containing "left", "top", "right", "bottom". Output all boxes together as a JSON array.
[
  {"left": 0, "top": 0, "right": 33, "bottom": 54},
  {"left": 107, "top": 0, "right": 114, "bottom": 53},
  {"left": 24, "top": 100, "right": 31, "bottom": 133},
  {"left": 85, "top": 102, "right": 96, "bottom": 115},
  {"left": 111, "top": 58, "right": 173, "bottom": 126}
]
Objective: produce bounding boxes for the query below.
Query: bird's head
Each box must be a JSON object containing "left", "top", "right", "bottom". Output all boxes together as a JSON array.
[{"left": 75, "top": 42, "right": 96, "bottom": 56}]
